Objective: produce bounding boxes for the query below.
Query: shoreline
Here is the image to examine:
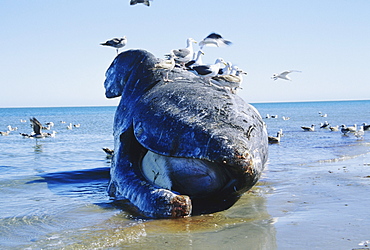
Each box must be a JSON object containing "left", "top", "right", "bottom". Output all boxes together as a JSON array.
[{"left": 264, "top": 149, "right": 370, "bottom": 249}]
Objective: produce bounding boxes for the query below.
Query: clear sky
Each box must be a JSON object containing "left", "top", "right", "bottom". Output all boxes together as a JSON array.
[{"left": 1, "top": 0, "right": 369, "bottom": 107}]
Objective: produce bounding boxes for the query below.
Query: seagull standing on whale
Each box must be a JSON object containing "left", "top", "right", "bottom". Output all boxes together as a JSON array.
[
  {"left": 191, "top": 58, "right": 227, "bottom": 84},
  {"left": 100, "top": 36, "right": 127, "bottom": 54},
  {"left": 199, "top": 33, "right": 232, "bottom": 49},
  {"left": 152, "top": 51, "right": 176, "bottom": 82},
  {"left": 172, "top": 38, "right": 197, "bottom": 67},
  {"left": 271, "top": 70, "right": 301, "bottom": 81}
]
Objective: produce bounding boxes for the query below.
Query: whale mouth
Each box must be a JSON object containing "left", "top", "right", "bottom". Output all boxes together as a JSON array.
[{"left": 140, "top": 150, "right": 234, "bottom": 198}]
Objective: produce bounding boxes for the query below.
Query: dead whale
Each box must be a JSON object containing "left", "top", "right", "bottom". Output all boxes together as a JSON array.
[{"left": 104, "top": 49, "right": 268, "bottom": 218}]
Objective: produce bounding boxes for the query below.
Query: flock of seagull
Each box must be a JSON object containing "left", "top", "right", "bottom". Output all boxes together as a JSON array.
[
  {"left": 100, "top": 32, "right": 300, "bottom": 94},
  {"left": 101, "top": 33, "right": 249, "bottom": 92},
  {"left": 267, "top": 112, "right": 369, "bottom": 144},
  {"left": 0, "top": 117, "right": 80, "bottom": 139}
]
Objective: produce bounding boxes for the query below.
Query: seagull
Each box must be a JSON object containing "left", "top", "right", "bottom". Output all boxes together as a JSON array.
[
  {"left": 362, "top": 123, "right": 370, "bottom": 131},
  {"left": 320, "top": 121, "right": 330, "bottom": 129},
  {"left": 347, "top": 124, "right": 357, "bottom": 132},
  {"left": 191, "top": 58, "right": 227, "bottom": 84},
  {"left": 329, "top": 125, "right": 339, "bottom": 131},
  {"left": 100, "top": 36, "right": 127, "bottom": 54},
  {"left": 271, "top": 70, "right": 301, "bottom": 81},
  {"left": 212, "top": 65, "right": 247, "bottom": 93},
  {"left": 185, "top": 50, "right": 205, "bottom": 68},
  {"left": 218, "top": 61, "right": 233, "bottom": 75},
  {"left": 7, "top": 125, "right": 18, "bottom": 131},
  {"left": 45, "top": 131, "right": 57, "bottom": 138},
  {"left": 268, "top": 131, "right": 282, "bottom": 144},
  {"left": 172, "top": 38, "right": 197, "bottom": 67},
  {"left": 130, "top": 0, "right": 152, "bottom": 6},
  {"left": 152, "top": 51, "right": 176, "bottom": 82},
  {"left": 282, "top": 116, "right": 290, "bottom": 120},
  {"left": 301, "top": 124, "right": 315, "bottom": 131},
  {"left": 67, "top": 123, "right": 73, "bottom": 130},
  {"left": 199, "top": 33, "right": 232, "bottom": 49},
  {"left": 0, "top": 131, "right": 10, "bottom": 136},
  {"left": 340, "top": 124, "right": 357, "bottom": 135},
  {"left": 354, "top": 126, "right": 364, "bottom": 139},
  {"left": 102, "top": 147, "right": 114, "bottom": 157},
  {"left": 30, "top": 117, "right": 45, "bottom": 138}
]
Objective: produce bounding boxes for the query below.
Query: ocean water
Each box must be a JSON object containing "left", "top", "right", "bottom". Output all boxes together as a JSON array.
[{"left": 0, "top": 101, "right": 370, "bottom": 249}]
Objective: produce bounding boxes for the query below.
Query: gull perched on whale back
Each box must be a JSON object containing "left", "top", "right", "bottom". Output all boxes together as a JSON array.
[
  {"left": 185, "top": 50, "right": 205, "bottom": 68},
  {"left": 271, "top": 70, "right": 301, "bottom": 81},
  {"left": 191, "top": 58, "right": 227, "bottom": 84},
  {"left": 130, "top": 0, "right": 152, "bottom": 6},
  {"left": 213, "top": 65, "right": 247, "bottom": 93},
  {"left": 199, "top": 33, "right": 232, "bottom": 49},
  {"left": 152, "top": 51, "right": 176, "bottom": 82},
  {"left": 100, "top": 36, "right": 127, "bottom": 54},
  {"left": 172, "top": 38, "right": 197, "bottom": 67}
]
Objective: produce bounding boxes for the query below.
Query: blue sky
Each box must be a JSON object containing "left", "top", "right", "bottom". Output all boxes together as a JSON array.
[{"left": 1, "top": 0, "right": 369, "bottom": 107}]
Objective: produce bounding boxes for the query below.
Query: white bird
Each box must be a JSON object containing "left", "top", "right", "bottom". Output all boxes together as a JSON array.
[
  {"left": 185, "top": 50, "right": 205, "bottom": 68},
  {"left": 152, "top": 51, "right": 176, "bottom": 82},
  {"left": 0, "top": 131, "right": 10, "bottom": 136},
  {"left": 199, "top": 33, "right": 232, "bottom": 49},
  {"left": 320, "top": 121, "right": 330, "bottom": 129},
  {"left": 191, "top": 58, "right": 227, "bottom": 84},
  {"left": 100, "top": 36, "right": 127, "bottom": 54},
  {"left": 347, "top": 124, "right": 357, "bottom": 132},
  {"left": 172, "top": 38, "right": 197, "bottom": 66},
  {"left": 67, "top": 123, "right": 73, "bottom": 130},
  {"left": 282, "top": 116, "right": 290, "bottom": 120},
  {"left": 268, "top": 131, "right": 282, "bottom": 144},
  {"left": 329, "top": 125, "right": 339, "bottom": 131},
  {"left": 130, "top": 0, "right": 152, "bottom": 6},
  {"left": 362, "top": 123, "right": 370, "bottom": 131},
  {"left": 340, "top": 124, "right": 357, "bottom": 135},
  {"left": 354, "top": 126, "right": 364, "bottom": 139},
  {"left": 219, "top": 61, "right": 233, "bottom": 75},
  {"left": 7, "top": 125, "right": 18, "bottom": 131},
  {"left": 212, "top": 65, "right": 247, "bottom": 93},
  {"left": 271, "top": 70, "right": 301, "bottom": 81},
  {"left": 45, "top": 131, "right": 57, "bottom": 138},
  {"left": 301, "top": 124, "right": 315, "bottom": 131}
]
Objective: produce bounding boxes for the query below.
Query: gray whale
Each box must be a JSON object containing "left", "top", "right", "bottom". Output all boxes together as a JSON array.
[{"left": 104, "top": 49, "right": 268, "bottom": 218}]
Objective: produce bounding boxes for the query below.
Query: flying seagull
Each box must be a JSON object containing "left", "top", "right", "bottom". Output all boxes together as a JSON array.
[
  {"left": 100, "top": 36, "right": 127, "bottom": 54},
  {"left": 130, "top": 0, "right": 152, "bottom": 6},
  {"left": 271, "top": 70, "right": 301, "bottom": 81},
  {"left": 199, "top": 33, "right": 232, "bottom": 49}
]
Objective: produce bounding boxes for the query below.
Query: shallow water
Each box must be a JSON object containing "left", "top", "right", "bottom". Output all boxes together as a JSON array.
[{"left": 1, "top": 101, "right": 370, "bottom": 249}]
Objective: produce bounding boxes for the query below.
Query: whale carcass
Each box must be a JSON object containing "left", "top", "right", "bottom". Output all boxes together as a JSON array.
[{"left": 104, "top": 49, "right": 268, "bottom": 218}]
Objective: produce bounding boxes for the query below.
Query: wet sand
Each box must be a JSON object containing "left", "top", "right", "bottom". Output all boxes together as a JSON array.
[
  {"left": 265, "top": 151, "right": 370, "bottom": 249},
  {"left": 19, "top": 152, "right": 370, "bottom": 250}
]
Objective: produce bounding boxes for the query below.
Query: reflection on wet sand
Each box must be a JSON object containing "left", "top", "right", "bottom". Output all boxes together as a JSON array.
[{"left": 24, "top": 185, "right": 277, "bottom": 249}]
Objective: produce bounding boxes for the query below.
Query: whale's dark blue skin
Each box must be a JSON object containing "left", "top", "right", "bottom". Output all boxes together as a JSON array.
[{"left": 104, "top": 49, "right": 268, "bottom": 218}]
